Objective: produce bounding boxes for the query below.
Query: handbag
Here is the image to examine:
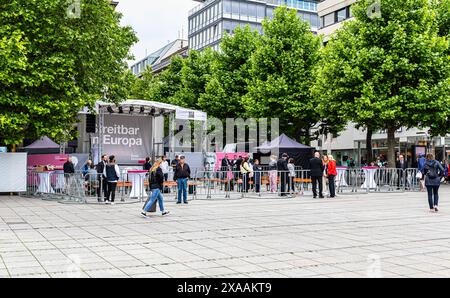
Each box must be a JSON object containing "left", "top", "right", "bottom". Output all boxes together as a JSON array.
[{"left": 415, "top": 171, "right": 423, "bottom": 179}]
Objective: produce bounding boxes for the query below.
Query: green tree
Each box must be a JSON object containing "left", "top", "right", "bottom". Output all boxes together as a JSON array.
[
  {"left": 171, "top": 49, "right": 216, "bottom": 110},
  {"left": 244, "top": 7, "right": 322, "bottom": 144},
  {"left": 314, "top": 0, "right": 450, "bottom": 167},
  {"left": 130, "top": 55, "right": 185, "bottom": 103},
  {"left": 199, "top": 26, "right": 260, "bottom": 119},
  {"left": 0, "top": 0, "right": 137, "bottom": 146}
]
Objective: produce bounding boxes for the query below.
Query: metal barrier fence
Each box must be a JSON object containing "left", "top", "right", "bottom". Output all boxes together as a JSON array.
[{"left": 24, "top": 167, "right": 424, "bottom": 203}]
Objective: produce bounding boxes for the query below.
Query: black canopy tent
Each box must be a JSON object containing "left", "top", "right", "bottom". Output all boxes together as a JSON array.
[{"left": 253, "top": 134, "right": 314, "bottom": 169}]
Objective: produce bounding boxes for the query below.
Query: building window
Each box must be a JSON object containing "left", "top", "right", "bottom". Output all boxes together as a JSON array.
[
  {"left": 223, "top": 0, "right": 231, "bottom": 14},
  {"left": 322, "top": 12, "right": 334, "bottom": 27},
  {"left": 257, "top": 5, "right": 265, "bottom": 19},
  {"left": 231, "top": 0, "right": 239, "bottom": 15},
  {"left": 337, "top": 8, "right": 346, "bottom": 22}
]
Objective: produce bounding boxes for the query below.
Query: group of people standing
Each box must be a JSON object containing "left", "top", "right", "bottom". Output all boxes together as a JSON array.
[{"left": 309, "top": 152, "right": 338, "bottom": 199}]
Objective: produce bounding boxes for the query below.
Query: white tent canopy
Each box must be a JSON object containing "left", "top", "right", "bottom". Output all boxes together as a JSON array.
[{"left": 81, "top": 99, "right": 207, "bottom": 121}]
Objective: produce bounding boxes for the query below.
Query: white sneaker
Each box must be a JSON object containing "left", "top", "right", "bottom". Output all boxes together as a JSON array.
[{"left": 111, "top": 202, "right": 115, "bottom": 205}]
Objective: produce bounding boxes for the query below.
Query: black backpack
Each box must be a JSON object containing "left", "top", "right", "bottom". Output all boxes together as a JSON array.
[{"left": 426, "top": 162, "right": 438, "bottom": 179}]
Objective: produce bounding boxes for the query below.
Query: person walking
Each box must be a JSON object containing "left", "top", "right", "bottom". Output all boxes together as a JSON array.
[
  {"left": 326, "top": 155, "right": 337, "bottom": 198},
  {"left": 103, "top": 155, "right": 120, "bottom": 205},
  {"left": 423, "top": 154, "right": 445, "bottom": 213},
  {"left": 253, "top": 159, "right": 262, "bottom": 194},
  {"left": 310, "top": 152, "right": 325, "bottom": 199},
  {"left": 287, "top": 158, "right": 296, "bottom": 196},
  {"left": 141, "top": 159, "right": 170, "bottom": 217},
  {"left": 277, "top": 153, "right": 289, "bottom": 196},
  {"left": 174, "top": 156, "right": 191, "bottom": 204},
  {"left": 240, "top": 157, "right": 253, "bottom": 193},
  {"left": 268, "top": 155, "right": 278, "bottom": 193},
  {"left": 418, "top": 154, "right": 427, "bottom": 191}
]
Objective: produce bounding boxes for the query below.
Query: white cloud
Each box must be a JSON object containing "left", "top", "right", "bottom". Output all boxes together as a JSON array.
[{"left": 117, "top": 0, "right": 198, "bottom": 65}]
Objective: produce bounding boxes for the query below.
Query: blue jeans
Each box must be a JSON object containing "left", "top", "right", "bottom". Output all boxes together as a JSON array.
[
  {"left": 426, "top": 185, "right": 440, "bottom": 209},
  {"left": 144, "top": 188, "right": 165, "bottom": 212},
  {"left": 177, "top": 178, "right": 188, "bottom": 203}
]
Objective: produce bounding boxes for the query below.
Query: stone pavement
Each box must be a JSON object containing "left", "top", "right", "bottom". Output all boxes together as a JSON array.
[{"left": 1, "top": 186, "right": 450, "bottom": 278}]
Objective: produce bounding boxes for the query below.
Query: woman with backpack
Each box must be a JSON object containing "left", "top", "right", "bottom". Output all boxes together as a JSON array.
[
  {"left": 103, "top": 155, "right": 120, "bottom": 205},
  {"left": 141, "top": 159, "right": 170, "bottom": 217},
  {"left": 423, "top": 154, "right": 445, "bottom": 213}
]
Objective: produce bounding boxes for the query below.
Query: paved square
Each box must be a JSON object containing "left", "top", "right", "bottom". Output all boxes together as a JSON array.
[{"left": 1, "top": 187, "right": 449, "bottom": 278}]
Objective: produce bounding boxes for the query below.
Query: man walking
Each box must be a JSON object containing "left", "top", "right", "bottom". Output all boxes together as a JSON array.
[
  {"left": 96, "top": 154, "right": 108, "bottom": 202},
  {"left": 174, "top": 156, "right": 191, "bottom": 204},
  {"left": 277, "top": 153, "right": 289, "bottom": 196},
  {"left": 310, "top": 152, "right": 325, "bottom": 199}
]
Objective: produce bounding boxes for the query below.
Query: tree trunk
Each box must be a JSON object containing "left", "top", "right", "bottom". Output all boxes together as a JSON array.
[
  {"left": 387, "top": 126, "right": 397, "bottom": 168},
  {"left": 366, "top": 126, "right": 373, "bottom": 163}
]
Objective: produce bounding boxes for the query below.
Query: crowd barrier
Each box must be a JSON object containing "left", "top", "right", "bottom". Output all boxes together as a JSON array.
[{"left": 23, "top": 167, "right": 424, "bottom": 204}]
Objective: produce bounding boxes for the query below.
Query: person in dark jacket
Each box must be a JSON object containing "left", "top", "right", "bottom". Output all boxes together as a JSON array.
[
  {"left": 143, "top": 157, "right": 152, "bottom": 171},
  {"left": 277, "top": 153, "right": 289, "bottom": 196},
  {"left": 103, "top": 155, "right": 120, "bottom": 204},
  {"left": 310, "top": 152, "right": 325, "bottom": 199},
  {"left": 396, "top": 154, "right": 408, "bottom": 189},
  {"left": 174, "top": 156, "right": 191, "bottom": 204},
  {"left": 253, "top": 159, "right": 263, "bottom": 194},
  {"left": 423, "top": 154, "right": 445, "bottom": 212},
  {"left": 63, "top": 157, "right": 75, "bottom": 174},
  {"left": 96, "top": 154, "right": 108, "bottom": 202},
  {"left": 141, "top": 159, "right": 170, "bottom": 217}
]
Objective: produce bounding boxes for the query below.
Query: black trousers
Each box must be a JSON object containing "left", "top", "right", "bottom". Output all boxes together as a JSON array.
[
  {"left": 279, "top": 172, "right": 288, "bottom": 196},
  {"left": 97, "top": 176, "right": 107, "bottom": 200},
  {"left": 311, "top": 176, "right": 323, "bottom": 198},
  {"left": 328, "top": 175, "right": 336, "bottom": 198},
  {"left": 106, "top": 182, "right": 117, "bottom": 202}
]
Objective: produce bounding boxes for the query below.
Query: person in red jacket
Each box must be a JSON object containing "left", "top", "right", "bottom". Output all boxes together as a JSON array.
[{"left": 326, "top": 155, "right": 338, "bottom": 198}]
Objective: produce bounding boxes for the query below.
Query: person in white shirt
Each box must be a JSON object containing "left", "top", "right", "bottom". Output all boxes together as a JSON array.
[
  {"left": 160, "top": 155, "right": 170, "bottom": 181},
  {"left": 103, "top": 155, "right": 120, "bottom": 205}
]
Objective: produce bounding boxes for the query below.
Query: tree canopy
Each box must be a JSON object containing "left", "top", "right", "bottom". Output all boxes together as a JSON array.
[
  {"left": 0, "top": 0, "right": 137, "bottom": 145},
  {"left": 314, "top": 0, "right": 450, "bottom": 166}
]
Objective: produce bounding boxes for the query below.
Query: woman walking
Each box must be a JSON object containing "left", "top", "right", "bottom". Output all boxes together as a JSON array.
[
  {"left": 253, "top": 159, "right": 263, "bottom": 194},
  {"left": 423, "top": 154, "right": 445, "bottom": 213},
  {"left": 141, "top": 159, "right": 170, "bottom": 217},
  {"left": 326, "top": 155, "right": 337, "bottom": 198},
  {"left": 268, "top": 155, "right": 278, "bottom": 193},
  {"left": 103, "top": 155, "right": 120, "bottom": 205}
]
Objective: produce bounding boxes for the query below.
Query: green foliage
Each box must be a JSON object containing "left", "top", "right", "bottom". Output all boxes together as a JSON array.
[
  {"left": 314, "top": 0, "right": 450, "bottom": 164},
  {"left": 244, "top": 7, "right": 322, "bottom": 142},
  {"left": 0, "top": 0, "right": 137, "bottom": 145},
  {"left": 198, "top": 26, "right": 260, "bottom": 119}
]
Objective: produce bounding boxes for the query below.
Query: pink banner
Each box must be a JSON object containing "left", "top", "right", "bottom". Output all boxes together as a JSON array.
[
  {"left": 27, "top": 154, "right": 68, "bottom": 170},
  {"left": 214, "top": 152, "right": 249, "bottom": 171}
]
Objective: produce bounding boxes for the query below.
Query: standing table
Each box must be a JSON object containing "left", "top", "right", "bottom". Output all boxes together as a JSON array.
[
  {"left": 128, "top": 170, "right": 148, "bottom": 199},
  {"left": 336, "top": 166, "right": 349, "bottom": 187},
  {"left": 36, "top": 170, "right": 55, "bottom": 194},
  {"left": 361, "top": 166, "right": 378, "bottom": 189}
]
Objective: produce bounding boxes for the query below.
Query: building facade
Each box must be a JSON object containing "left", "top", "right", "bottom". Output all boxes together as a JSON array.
[
  {"left": 312, "top": 0, "right": 449, "bottom": 166},
  {"left": 188, "top": 0, "right": 320, "bottom": 51},
  {"left": 130, "top": 39, "right": 189, "bottom": 77}
]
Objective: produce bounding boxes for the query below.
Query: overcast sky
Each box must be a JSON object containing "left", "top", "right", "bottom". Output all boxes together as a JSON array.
[{"left": 116, "top": 0, "right": 198, "bottom": 65}]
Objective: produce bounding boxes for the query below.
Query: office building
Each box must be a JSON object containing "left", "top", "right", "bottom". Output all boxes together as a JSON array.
[
  {"left": 130, "top": 39, "right": 189, "bottom": 77},
  {"left": 188, "top": 0, "right": 320, "bottom": 51}
]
